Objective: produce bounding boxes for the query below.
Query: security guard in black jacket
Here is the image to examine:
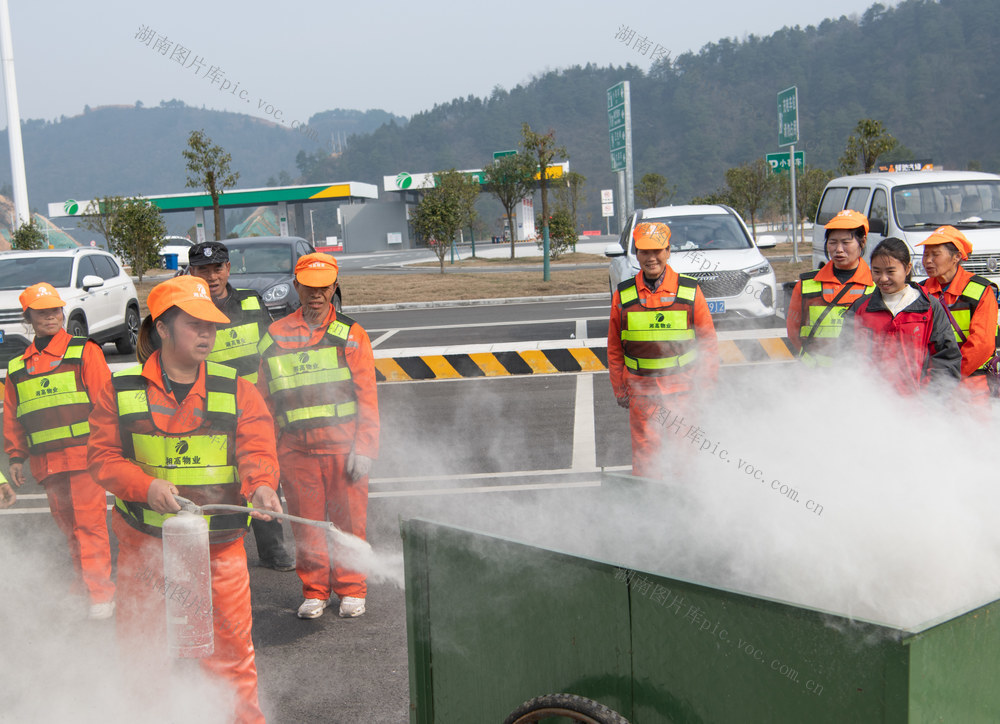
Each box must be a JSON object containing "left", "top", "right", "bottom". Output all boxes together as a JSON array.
[{"left": 188, "top": 240, "right": 295, "bottom": 571}]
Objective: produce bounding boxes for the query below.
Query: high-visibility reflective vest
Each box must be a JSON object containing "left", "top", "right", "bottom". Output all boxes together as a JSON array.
[
  {"left": 7, "top": 337, "right": 91, "bottom": 454},
  {"left": 618, "top": 275, "right": 699, "bottom": 376},
  {"left": 257, "top": 315, "right": 358, "bottom": 430},
  {"left": 798, "top": 271, "right": 876, "bottom": 367},
  {"left": 923, "top": 274, "right": 1000, "bottom": 374},
  {"left": 111, "top": 362, "right": 249, "bottom": 542},
  {"left": 206, "top": 289, "right": 266, "bottom": 382}
]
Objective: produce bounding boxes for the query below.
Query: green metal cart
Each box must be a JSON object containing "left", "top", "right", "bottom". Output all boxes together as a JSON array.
[{"left": 403, "top": 497, "right": 1000, "bottom": 722}]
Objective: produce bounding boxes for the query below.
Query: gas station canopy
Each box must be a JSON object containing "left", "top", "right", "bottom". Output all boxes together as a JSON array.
[{"left": 49, "top": 182, "right": 378, "bottom": 218}]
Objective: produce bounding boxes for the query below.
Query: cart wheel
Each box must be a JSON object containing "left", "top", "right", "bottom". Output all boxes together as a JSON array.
[{"left": 503, "top": 693, "right": 630, "bottom": 724}]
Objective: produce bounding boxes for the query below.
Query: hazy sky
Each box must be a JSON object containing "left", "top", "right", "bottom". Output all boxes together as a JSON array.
[{"left": 2, "top": 0, "right": 883, "bottom": 128}]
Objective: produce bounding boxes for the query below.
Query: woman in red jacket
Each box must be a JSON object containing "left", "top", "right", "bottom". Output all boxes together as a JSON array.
[{"left": 846, "top": 238, "right": 961, "bottom": 394}]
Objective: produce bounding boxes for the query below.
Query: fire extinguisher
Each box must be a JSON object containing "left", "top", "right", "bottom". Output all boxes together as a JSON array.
[{"left": 162, "top": 512, "right": 214, "bottom": 658}]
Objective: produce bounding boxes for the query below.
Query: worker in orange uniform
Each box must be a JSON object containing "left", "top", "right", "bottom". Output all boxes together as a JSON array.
[
  {"left": 188, "top": 240, "right": 296, "bottom": 571},
  {"left": 4, "top": 283, "right": 115, "bottom": 619},
  {"left": 88, "top": 276, "right": 281, "bottom": 724},
  {"left": 917, "top": 225, "right": 999, "bottom": 401},
  {"left": 256, "top": 253, "right": 380, "bottom": 620},
  {"left": 607, "top": 222, "right": 718, "bottom": 479},
  {"left": 786, "top": 209, "right": 875, "bottom": 366}
]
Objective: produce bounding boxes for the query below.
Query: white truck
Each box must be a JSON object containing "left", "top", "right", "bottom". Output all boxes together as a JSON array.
[{"left": 813, "top": 170, "right": 1000, "bottom": 282}]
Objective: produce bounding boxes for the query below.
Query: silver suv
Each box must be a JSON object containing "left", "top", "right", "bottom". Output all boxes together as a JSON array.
[
  {"left": 605, "top": 205, "right": 777, "bottom": 320},
  {"left": 0, "top": 248, "right": 140, "bottom": 367}
]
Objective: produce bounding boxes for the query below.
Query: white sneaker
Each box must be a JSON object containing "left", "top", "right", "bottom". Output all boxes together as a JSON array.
[
  {"left": 338, "top": 596, "right": 365, "bottom": 618},
  {"left": 88, "top": 601, "right": 115, "bottom": 620},
  {"left": 297, "top": 598, "right": 328, "bottom": 619}
]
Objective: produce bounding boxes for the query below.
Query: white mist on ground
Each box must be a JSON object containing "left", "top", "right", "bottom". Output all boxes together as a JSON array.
[
  {"left": 0, "top": 525, "right": 234, "bottom": 724},
  {"left": 395, "top": 362, "right": 1000, "bottom": 632}
]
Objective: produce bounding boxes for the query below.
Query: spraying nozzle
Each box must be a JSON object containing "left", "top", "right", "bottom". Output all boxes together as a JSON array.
[{"left": 169, "top": 494, "right": 382, "bottom": 574}]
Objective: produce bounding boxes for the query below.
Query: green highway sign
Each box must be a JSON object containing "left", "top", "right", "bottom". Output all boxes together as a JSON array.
[
  {"left": 607, "top": 82, "right": 626, "bottom": 109},
  {"left": 607, "top": 81, "right": 629, "bottom": 172},
  {"left": 777, "top": 86, "right": 799, "bottom": 147},
  {"left": 493, "top": 149, "right": 516, "bottom": 160},
  {"left": 610, "top": 126, "right": 627, "bottom": 152},
  {"left": 766, "top": 151, "right": 805, "bottom": 174}
]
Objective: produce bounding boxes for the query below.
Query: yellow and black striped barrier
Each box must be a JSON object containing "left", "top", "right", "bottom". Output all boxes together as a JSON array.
[{"left": 373, "top": 337, "right": 796, "bottom": 382}]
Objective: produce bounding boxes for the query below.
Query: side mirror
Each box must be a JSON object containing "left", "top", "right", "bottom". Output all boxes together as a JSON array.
[
  {"left": 868, "top": 217, "right": 886, "bottom": 235},
  {"left": 81, "top": 274, "right": 104, "bottom": 291},
  {"left": 604, "top": 243, "right": 625, "bottom": 258}
]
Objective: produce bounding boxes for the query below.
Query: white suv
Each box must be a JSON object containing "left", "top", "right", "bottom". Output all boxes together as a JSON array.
[
  {"left": 605, "top": 205, "right": 777, "bottom": 320},
  {"left": 0, "top": 248, "right": 140, "bottom": 368}
]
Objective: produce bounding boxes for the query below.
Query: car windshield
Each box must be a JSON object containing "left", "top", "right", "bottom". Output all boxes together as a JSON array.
[
  {"left": 893, "top": 181, "right": 1000, "bottom": 229},
  {"left": 0, "top": 257, "right": 73, "bottom": 290},
  {"left": 635, "top": 213, "right": 752, "bottom": 253},
  {"left": 226, "top": 244, "right": 294, "bottom": 275}
]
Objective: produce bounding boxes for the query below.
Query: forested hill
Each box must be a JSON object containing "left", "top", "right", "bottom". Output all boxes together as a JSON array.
[{"left": 298, "top": 0, "right": 1000, "bottom": 208}]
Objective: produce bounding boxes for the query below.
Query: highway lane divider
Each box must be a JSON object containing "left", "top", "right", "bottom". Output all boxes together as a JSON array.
[
  {"left": 2, "top": 334, "right": 796, "bottom": 387},
  {"left": 373, "top": 335, "right": 796, "bottom": 382}
]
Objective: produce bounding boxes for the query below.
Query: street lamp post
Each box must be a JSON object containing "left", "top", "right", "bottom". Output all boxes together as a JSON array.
[{"left": 308, "top": 209, "right": 316, "bottom": 245}]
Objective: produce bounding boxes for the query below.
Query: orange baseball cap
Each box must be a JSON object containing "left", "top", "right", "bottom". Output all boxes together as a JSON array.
[
  {"left": 825, "top": 209, "right": 869, "bottom": 233},
  {"left": 295, "top": 252, "right": 339, "bottom": 286},
  {"left": 147, "top": 276, "right": 229, "bottom": 323},
  {"left": 633, "top": 222, "right": 671, "bottom": 250},
  {"left": 19, "top": 282, "right": 66, "bottom": 311},
  {"left": 916, "top": 225, "right": 973, "bottom": 260}
]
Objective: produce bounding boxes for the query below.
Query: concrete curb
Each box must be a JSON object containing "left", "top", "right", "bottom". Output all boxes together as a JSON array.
[{"left": 344, "top": 292, "right": 608, "bottom": 314}]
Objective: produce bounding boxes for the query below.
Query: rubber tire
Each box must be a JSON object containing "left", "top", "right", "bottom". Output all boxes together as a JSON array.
[
  {"left": 503, "top": 694, "right": 630, "bottom": 724},
  {"left": 67, "top": 316, "right": 87, "bottom": 338},
  {"left": 116, "top": 304, "right": 140, "bottom": 354}
]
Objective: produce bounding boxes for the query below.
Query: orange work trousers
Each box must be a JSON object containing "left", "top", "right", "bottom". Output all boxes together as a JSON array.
[
  {"left": 43, "top": 470, "right": 114, "bottom": 605},
  {"left": 627, "top": 393, "right": 690, "bottom": 480},
  {"left": 112, "top": 513, "right": 265, "bottom": 724},
  {"left": 279, "top": 450, "right": 368, "bottom": 601}
]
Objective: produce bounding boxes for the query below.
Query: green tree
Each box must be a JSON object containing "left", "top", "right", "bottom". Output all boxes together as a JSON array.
[
  {"left": 10, "top": 218, "right": 45, "bottom": 250},
  {"left": 690, "top": 189, "right": 733, "bottom": 206},
  {"left": 724, "top": 159, "right": 776, "bottom": 237},
  {"left": 521, "top": 123, "right": 567, "bottom": 281},
  {"left": 106, "top": 198, "right": 166, "bottom": 283},
  {"left": 555, "top": 171, "right": 587, "bottom": 249},
  {"left": 79, "top": 196, "right": 128, "bottom": 247},
  {"left": 634, "top": 172, "right": 676, "bottom": 208},
  {"left": 838, "top": 119, "right": 898, "bottom": 175},
  {"left": 482, "top": 152, "right": 537, "bottom": 259},
  {"left": 777, "top": 167, "right": 835, "bottom": 226},
  {"left": 536, "top": 207, "right": 576, "bottom": 260},
  {"left": 183, "top": 129, "right": 239, "bottom": 240},
  {"left": 410, "top": 170, "right": 480, "bottom": 274}
]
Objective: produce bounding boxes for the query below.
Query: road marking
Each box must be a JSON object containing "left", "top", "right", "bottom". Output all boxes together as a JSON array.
[
  {"left": 568, "top": 305, "right": 611, "bottom": 311},
  {"left": 370, "top": 465, "right": 629, "bottom": 484},
  {"left": 1, "top": 504, "right": 113, "bottom": 516},
  {"left": 370, "top": 481, "right": 602, "bottom": 498},
  {"left": 365, "top": 315, "right": 606, "bottom": 334},
  {"left": 572, "top": 373, "right": 597, "bottom": 471},
  {"left": 370, "top": 329, "right": 399, "bottom": 349},
  {"left": 575, "top": 319, "right": 587, "bottom": 340}
]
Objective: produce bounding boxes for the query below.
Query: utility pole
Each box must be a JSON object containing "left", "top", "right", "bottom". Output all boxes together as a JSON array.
[{"left": 0, "top": 0, "right": 29, "bottom": 229}]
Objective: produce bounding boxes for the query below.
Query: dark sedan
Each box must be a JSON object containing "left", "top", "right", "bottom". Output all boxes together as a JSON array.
[{"left": 223, "top": 236, "right": 342, "bottom": 318}]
